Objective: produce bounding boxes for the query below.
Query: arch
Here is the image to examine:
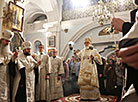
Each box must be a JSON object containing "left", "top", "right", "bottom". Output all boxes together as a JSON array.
[
  {"left": 25, "top": 33, "right": 46, "bottom": 53},
  {"left": 34, "top": 40, "right": 42, "bottom": 54},
  {"left": 25, "top": 12, "right": 48, "bottom": 24},
  {"left": 60, "top": 21, "right": 110, "bottom": 58},
  {"left": 60, "top": 11, "right": 130, "bottom": 58},
  {"left": 33, "top": 14, "right": 47, "bottom": 22},
  {"left": 24, "top": 0, "right": 50, "bottom": 24},
  {"left": 106, "top": 50, "right": 116, "bottom": 58}
]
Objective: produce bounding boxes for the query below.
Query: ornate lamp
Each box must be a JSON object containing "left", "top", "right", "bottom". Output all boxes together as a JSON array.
[{"left": 97, "top": 0, "right": 111, "bottom": 25}]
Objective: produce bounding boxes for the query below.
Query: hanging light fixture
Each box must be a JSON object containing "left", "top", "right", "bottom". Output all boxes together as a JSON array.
[{"left": 96, "top": 0, "right": 111, "bottom": 25}]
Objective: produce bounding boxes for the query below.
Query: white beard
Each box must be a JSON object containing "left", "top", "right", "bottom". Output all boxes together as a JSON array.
[
  {"left": 85, "top": 46, "right": 89, "bottom": 49},
  {"left": 0, "top": 41, "right": 11, "bottom": 57}
]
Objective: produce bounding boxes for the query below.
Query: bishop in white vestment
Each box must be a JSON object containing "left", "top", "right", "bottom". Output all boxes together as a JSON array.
[
  {"left": 78, "top": 37, "right": 102, "bottom": 101},
  {"left": 0, "top": 30, "right": 15, "bottom": 102},
  {"left": 13, "top": 41, "right": 40, "bottom": 102}
]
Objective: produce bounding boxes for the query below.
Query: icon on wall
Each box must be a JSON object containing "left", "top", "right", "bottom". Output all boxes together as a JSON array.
[
  {"left": 48, "top": 36, "right": 56, "bottom": 47},
  {"left": 99, "top": 26, "right": 119, "bottom": 36},
  {"left": 9, "top": 1, "right": 24, "bottom": 32}
]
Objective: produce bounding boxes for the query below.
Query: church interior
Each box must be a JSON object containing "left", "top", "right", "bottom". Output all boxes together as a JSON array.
[{"left": 0, "top": 0, "right": 138, "bottom": 102}]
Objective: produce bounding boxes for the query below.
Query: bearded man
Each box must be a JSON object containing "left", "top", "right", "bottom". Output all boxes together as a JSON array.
[
  {"left": 12, "top": 41, "right": 40, "bottom": 102},
  {"left": 0, "top": 30, "right": 17, "bottom": 102}
]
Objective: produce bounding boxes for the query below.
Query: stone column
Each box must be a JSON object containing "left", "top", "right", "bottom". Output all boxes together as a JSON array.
[{"left": 56, "top": 23, "right": 61, "bottom": 56}]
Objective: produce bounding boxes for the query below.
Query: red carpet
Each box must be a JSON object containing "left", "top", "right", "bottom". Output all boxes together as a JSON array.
[{"left": 52, "top": 94, "right": 117, "bottom": 102}]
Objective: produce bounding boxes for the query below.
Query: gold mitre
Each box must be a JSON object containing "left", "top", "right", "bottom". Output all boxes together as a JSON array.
[{"left": 84, "top": 37, "right": 92, "bottom": 44}]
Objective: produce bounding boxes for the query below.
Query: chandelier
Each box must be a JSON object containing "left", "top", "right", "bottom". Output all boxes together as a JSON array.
[
  {"left": 94, "top": 0, "right": 111, "bottom": 25},
  {"left": 63, "top": 0, "right": 136, "bottom": 22}
]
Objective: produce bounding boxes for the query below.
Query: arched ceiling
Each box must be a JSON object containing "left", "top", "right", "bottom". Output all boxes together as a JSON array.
[
  {"left": 24, "top": 0, "right": 61, "bottom": 24},
  {"left": 23, "top": 0, "right": 136, "bottom": 25}
]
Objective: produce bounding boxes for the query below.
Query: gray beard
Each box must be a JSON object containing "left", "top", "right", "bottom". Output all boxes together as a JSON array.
[{"left": 0, "top": 41, "right": 10, "bottom": 57}]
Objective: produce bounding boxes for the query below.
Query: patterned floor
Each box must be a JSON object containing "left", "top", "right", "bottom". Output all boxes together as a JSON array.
[{"left": 52, "top": 94, "right": 117, "bottom": 102}]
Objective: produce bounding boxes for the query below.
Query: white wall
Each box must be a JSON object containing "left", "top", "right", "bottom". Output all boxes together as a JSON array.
[
  {"left": 24, "top": 11, "right": 130, "bottom": 58},
  {"left": 23, "top": 21, "right": 60, "bottom": 54},
  {"left": 24, "top": 31, "right": 47, "bottom": 53},
  {"left": 65, "top": 24, "right": 122, "bottom": 58},
  {"left": 59, "top": 11, "right": 130, "bottom": 58}
]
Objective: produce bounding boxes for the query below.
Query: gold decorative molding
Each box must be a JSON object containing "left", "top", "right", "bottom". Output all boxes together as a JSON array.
[
  {"left": 2, "top": 1, "right": 24, "bottom": 32},
  {"left": 2, "top": 6, "right": 14, "bottom": 31}
]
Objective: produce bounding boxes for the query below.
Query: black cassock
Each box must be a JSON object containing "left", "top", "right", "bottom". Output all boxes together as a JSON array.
[
  {"left": 8, "top": 61, "right": 17, "bottom": 102},
  {"left": 120, "top": 8, "right": 138, "bottom": 94},
  {"left": 15, "top": 67, "right": 27, "bottom": 102},
  {"left": 9, "top": 65, "right": 38, "bottom": 102}
]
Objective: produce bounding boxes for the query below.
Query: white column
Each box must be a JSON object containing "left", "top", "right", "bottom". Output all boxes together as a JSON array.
[{"left": 56, "top": 24, "right": 60, "bottom": 56}]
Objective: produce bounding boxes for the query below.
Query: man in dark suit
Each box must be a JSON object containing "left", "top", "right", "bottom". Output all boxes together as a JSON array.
[{"left": 96, "top": 57, "right": 106, "bottom": 95}]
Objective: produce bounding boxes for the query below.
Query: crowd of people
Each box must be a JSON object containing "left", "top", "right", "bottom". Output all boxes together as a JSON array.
[
  {"left": 66, "top": 42, "right": 124, "bottom": 101},
  {"left": 0, "top": 32, "right": 65, "bottom": 102},
  {"left": 0, "top": 30, "right": 125, "bottom": 102}
]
